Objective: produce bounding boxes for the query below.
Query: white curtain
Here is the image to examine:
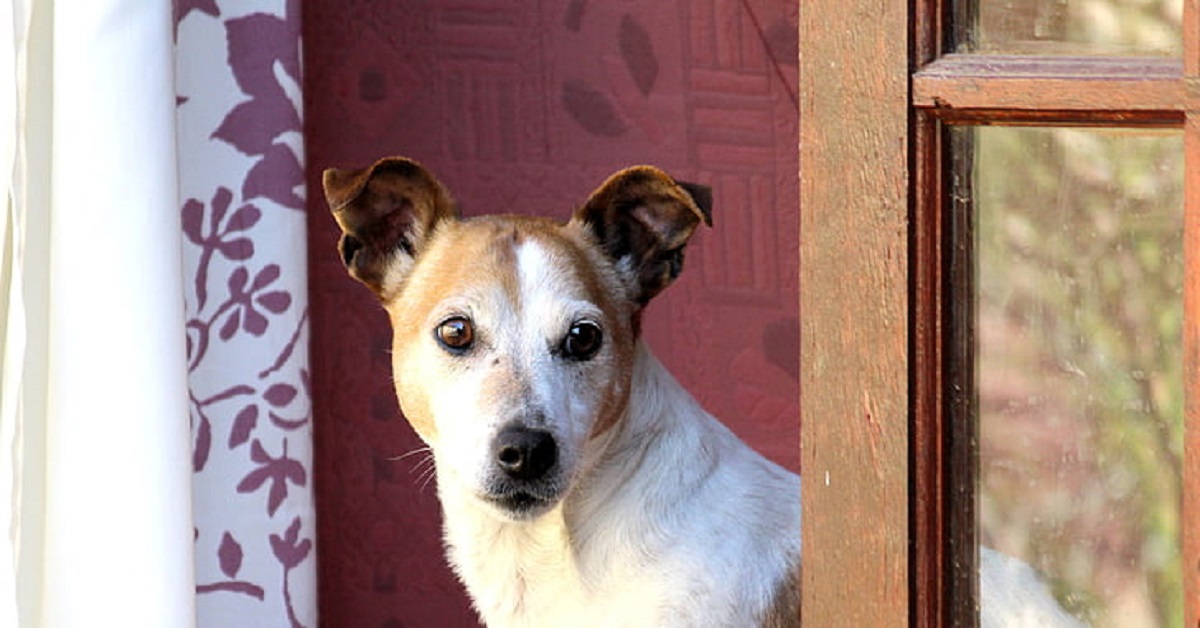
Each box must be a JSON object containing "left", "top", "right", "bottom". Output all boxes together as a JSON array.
[
  {"left": 2, "top": 0, "right": 315, "bottom": 626},
  {"left": 3, "top": 0, "right": 196, "bottom": 626}
]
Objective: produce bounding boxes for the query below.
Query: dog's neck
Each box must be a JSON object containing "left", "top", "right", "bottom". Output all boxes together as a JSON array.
[{"left": 437, "top": 340, "right": 724, "bottom": 623}]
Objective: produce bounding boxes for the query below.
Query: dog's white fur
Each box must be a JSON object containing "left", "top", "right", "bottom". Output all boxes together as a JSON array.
[{"left": 324, "top": 157, "right": 1083, "bottom": 628}]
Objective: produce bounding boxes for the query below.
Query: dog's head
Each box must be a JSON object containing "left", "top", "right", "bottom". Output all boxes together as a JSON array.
[{"left": 323, "top": 157, "right": 711, "bottom": 520}]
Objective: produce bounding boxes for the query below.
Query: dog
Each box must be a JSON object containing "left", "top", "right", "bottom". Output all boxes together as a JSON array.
[
  {"left": 323, "top": 157, "right": 802, "bottom": 627},
  {"left": 322, "top": 157, "right": 1087, "bottom": 628}
]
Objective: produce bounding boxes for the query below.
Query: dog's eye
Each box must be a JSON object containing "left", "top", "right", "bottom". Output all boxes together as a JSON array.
[
  {"left": 435, "top": 317, "right": 475, "bottom": 353},
  {"left": 561, "top": 321, "right": 602, "bottom": 361}
]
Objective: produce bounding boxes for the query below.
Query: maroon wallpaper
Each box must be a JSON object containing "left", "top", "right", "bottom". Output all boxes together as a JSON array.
[{"left": 304, "top": 1, "right": 799, "bottom": 625}]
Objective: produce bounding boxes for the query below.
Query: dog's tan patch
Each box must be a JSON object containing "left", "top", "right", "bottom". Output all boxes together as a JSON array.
[
  {"left": 759, "top": 566, "right": 800, "bottom": 628},
  {"left": 385, "top": 219, "right": 522, "bottom": 442}
]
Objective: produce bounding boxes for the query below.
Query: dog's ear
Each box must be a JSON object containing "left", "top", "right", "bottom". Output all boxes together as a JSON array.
[
  {"left": 322, "top": 157, "right": 458, "bottom": 299},
  {"left": 571, "top": 166, "right": 712, "bottom": 307}
]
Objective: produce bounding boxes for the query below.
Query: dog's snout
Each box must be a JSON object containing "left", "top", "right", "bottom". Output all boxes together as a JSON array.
[{"left": 493, "top": 425, "right": 557, "bottom": 481}]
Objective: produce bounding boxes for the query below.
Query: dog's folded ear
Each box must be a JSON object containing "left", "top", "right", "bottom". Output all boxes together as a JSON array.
[
  {"left": 322, "top": 157, "right": 459, "bottom": 299},
  {"left": 571, "top": 166, "right": 712, "bottom": 307}
]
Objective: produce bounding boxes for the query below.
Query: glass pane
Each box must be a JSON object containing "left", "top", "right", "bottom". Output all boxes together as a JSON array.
[
  {"left": 965, "top": 0, "right": 1183, "bottom": 56},
  {"left": 970, "top": 127, "right": 1183, "bottom": 627}
]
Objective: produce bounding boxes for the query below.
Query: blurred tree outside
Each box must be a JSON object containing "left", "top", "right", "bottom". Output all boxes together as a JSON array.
[
  {"left": 972, "top": 126, "right": 1184, "bottom": 627},
  {"left": 976, "top": 0, "right": 1182, "bottom": 55}
]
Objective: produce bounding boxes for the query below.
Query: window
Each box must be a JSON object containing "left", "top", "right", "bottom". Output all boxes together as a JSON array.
[
  {"left": 800, "top": 1, "right": 1197, "bottom": 625},
  {"left": 962, "top": 126, "right": 1183, "bottom": 625}
]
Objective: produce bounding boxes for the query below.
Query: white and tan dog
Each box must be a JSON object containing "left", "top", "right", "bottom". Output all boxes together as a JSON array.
[
  {"left": 323, "top": 157, "right": 801, "bottom": 627},
  {"left": 322, "top": 157, "right": 1086, "bottom": 628}
]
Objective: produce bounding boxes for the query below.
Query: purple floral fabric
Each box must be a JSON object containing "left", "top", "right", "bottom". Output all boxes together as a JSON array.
[{"left": 175, "top": 1, "right": 315, "bottom": 626}]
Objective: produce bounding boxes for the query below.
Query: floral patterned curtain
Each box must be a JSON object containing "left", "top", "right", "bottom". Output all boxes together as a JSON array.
[{"left": 176, "top": 1, "right": 317, "bottom": 626}]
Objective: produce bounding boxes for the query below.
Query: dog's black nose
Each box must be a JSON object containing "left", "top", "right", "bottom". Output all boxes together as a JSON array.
[{"left": 493, "top": 425, "right": 557, "bottom": 481}]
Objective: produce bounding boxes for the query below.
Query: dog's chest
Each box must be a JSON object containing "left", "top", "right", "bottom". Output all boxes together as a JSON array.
[
  {"left": 447, "top": 514, "right": 671, "bottom": 627},
  {"left": 474, "top": 570, "right": 667, "bottom": 628}
]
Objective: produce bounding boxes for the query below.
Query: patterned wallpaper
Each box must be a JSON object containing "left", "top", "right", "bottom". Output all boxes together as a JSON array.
[{"left": 304, "top": 1, "right": 799, "bottom": 624}]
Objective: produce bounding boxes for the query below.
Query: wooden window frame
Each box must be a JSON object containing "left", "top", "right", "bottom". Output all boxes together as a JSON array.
[{"left": 800, "top": 1, "right": 1199, "bottom": 625}]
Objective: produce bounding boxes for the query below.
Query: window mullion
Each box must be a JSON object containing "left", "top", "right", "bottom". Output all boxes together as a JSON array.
[{"left": 913, "top": 55, "right": 1185, "bottom": 125}]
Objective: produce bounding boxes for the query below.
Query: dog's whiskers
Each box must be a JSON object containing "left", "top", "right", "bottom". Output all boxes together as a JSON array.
[
  {"left": 388, "top": 446, "right": 438, "bottom": 493},
  {"left": 388, "top": 446, "right": 432, "bottom": 462},
  {"left": 415, "top": 463, "right": 438, "bottom": 493}
]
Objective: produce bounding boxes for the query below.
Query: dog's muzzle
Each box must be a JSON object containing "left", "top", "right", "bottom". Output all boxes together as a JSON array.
[
  {"left": 485, "top": 424, "right": 561, "bottom": 516},
  {"left": 494, "top": 424, "right": 557, "bottom": 480}
]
